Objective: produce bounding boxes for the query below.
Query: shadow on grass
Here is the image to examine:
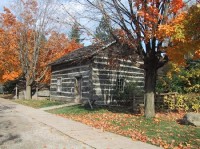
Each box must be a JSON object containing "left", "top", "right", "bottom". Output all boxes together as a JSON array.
[
  {"left": 76, "top": 104, "right": 134, "bottom": 114},
  {"left": 77, "top": 104, "right": 188, "bottom": 118},
  {"left": 48, "top": 104, "right": 132, "bottom": 115}
]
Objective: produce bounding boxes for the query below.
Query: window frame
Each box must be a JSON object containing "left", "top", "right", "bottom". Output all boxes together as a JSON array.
[{"left": 116, "top": 77, "right": 125, "bottom": 92}]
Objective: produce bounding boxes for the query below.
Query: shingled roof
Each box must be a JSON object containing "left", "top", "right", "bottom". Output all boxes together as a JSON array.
[{"left": 50, "top": 41, "right": 116, "bottom": 66}]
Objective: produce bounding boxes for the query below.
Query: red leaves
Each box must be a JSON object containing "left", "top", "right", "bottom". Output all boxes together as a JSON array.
[{"left": 131, "top": 131, "right": 148, "bottom": 142}]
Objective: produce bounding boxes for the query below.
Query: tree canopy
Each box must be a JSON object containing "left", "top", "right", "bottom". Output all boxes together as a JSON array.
[
  {"left": 95, "top": 16, "right": 114, "bottom": 42},
  {"left": 83, "top": 0, "right": 185, "bottom": 118},
  {"left": 69, "top": 22, "right": 82, "bottom": 43},
  {"left": 159, "top": 5, "right": 200, "bottom": 65},
  {"left": 0, "top": 1, "right": 82, "bottom": 99}
]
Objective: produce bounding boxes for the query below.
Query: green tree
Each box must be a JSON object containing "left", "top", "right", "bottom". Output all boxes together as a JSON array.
[
  {"left": 95, "top": 16, "right": 113, "bottom": 42},
  {"left": 69, "top": 22, "right": 81, "bottom": 43}
]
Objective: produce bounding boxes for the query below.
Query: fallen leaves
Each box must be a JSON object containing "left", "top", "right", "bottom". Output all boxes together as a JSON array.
[{"left": 57, "top": 109, "right": 199, "bottom": 149}]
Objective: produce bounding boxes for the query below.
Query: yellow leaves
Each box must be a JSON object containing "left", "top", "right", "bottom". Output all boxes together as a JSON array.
[
  {"left": 157, "top": 24, "right": 173, "bottom": 40},
  {"left": 158, "top": 7, "right": 200, "bottom": 65},
  {"left": 162, "top": 6, "right": 200, "bottom": 65},
  {"left": 157, "top": 12, "right": 186, "bottom": 40}
]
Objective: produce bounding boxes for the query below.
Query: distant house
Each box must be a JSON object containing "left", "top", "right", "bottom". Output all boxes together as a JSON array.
[
  {"left": 0, "top": 84, "right": 4, "bottom": 94},
  {"left": 49, "top": 42, "right": 144, "bottom": 105}
]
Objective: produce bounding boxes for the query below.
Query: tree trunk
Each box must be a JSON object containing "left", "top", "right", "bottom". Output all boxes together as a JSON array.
[
  {"left": 15, "top": 84, "right": 18, "bottom": 99},
  {"left": 26, "top": 85, "right": 32, "bottom": 100},
  {"left": 144, "top": 64, "right": 157, "bottom": 118}
]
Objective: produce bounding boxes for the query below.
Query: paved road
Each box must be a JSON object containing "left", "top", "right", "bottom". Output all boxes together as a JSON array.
[
  {"left": 0, "top": 98, "right": 161, "bottom": 149},
  {"left": 0, "top": 100, "right": 93, "bottom": 149}
]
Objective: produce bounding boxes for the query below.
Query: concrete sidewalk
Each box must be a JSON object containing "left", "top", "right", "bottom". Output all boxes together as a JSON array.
[{"left": 0, "top": 98, "right": 161, "bottom": 149}]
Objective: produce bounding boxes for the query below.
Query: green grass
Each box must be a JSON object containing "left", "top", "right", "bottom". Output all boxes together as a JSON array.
[
  {"left": 14, "top": 99, "right": 65, "bottom": 108},
  {"left": 121, "top": 116, "right": 200, "bottom": 147},
  {"left": 49, "top": 105, "right": 200, "bottom": 148},
  {"left": 49, "top": 105, "right": 107, "bottom": 115}
]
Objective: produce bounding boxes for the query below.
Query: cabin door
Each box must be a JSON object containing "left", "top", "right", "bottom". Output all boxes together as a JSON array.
[{"left": 74, "top": 76, "right": 82, "bottom": 102}]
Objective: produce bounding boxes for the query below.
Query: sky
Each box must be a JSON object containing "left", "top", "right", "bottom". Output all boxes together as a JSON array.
[
  {"left": 0, "top": 0, "right": 96, "bottom": 45},
  {"left": 0, "top": 0, "right": 197, "bottom": 46},
  {"left": 0, "top": 0, "right": 13, "bottom": 11}
]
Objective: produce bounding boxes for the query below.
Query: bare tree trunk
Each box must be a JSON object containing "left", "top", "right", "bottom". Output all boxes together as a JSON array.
[
  {"left": 26, "top": 85, "right": 32, "bottom": 100},
  {"left": 144, "top": 63, "right": 157, "bottom": 118}
]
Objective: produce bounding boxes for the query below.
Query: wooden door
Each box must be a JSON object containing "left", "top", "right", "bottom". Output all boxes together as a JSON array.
[{"left": 74, "top": 76, "right": 82, "bottom": 102}]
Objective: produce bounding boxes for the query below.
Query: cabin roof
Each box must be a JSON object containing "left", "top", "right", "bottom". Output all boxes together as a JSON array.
[{"left": 50, "top": 41, "right": 116, "bottom": 66}]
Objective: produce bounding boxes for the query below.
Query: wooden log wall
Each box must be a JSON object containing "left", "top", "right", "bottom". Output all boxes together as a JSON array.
[
  {"left": 91, "top": 55, "right": 145, "bottom": 105},
  {"left": 50, "top": 64, "right": 91, "bottom": 102}
]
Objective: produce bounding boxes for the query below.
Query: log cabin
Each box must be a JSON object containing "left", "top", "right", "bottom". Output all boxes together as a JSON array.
[{"left": 50, "top": 42, "right": 144, "bottom": 105}]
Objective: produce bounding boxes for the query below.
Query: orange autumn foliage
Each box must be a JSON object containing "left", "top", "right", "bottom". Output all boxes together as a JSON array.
[
  {"left": 0, "top": 8, "right": 21, "bottom": 82},
  {"left": 133, "top": 0, "right": 185, "bottom": 44},
  {"left": 158, "top": 5, "right": 200, "bottom": 65},
  {"left": 38, "top": 32, "right": 82, "bottom": 83},
  {"left": 0, "top": 7, "right": 82, "bottom": 84}
]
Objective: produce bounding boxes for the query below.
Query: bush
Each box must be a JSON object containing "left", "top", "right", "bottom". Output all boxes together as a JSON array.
[
  {"left": 156, "top": 60, "right": 200, "bottom": 94},
  {"left": 156, "top": 75, "right": 184, "bottom": 93},
  {"left": 163, "top": 93, "right": 200, "bottom": 112},
  {"left": 3, "top": 79, "right": 18, "bottom": 94},
  {"left": 113, "top": 82, "right": 143, "bottom": 106}
]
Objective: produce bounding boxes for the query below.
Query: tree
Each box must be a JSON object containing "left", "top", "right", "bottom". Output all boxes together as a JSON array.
[
  {"left": 84, "top": 0, "right": 185, "bottom": 118},
  {"left": 0, "top": 2, "right": 82, "bottom": 99},
  {"left": 69, "top": 22, "right": 81, "bottom": 43},
  {"left": 8, "top": 0, "right": 55, "bottom": 99},
  {"left": 159, "top": 5, "right": 200, "bottom": 65},
  {"left": 0, "top": 8, "right": 21, "bottom": 83},
  {"left": 39, "top": 31, "right": 83, "bottom": 83},
  {"left": 95, "top": 16, "right": 114, "bottom": 42}
]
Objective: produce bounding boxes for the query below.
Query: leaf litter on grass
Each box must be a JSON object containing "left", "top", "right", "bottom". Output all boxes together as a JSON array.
[{"left": 54, "top": 106, "right": 200, "bottom": 149}]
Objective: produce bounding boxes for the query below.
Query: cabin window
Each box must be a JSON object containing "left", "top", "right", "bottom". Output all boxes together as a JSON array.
[
  {"left": 57, "top": 78, "right": 62, "bottom": 92},
  {"left": 116, "top": 78, "right": 125, "bottom": 91}
]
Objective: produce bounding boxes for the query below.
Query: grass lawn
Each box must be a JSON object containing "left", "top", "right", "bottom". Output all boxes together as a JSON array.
[
  {"left": 14, "top": 99, "right": 65, "bottom": 109},
  {"left": 49, "top": 105, "right": 200, "bottom": 149}
]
